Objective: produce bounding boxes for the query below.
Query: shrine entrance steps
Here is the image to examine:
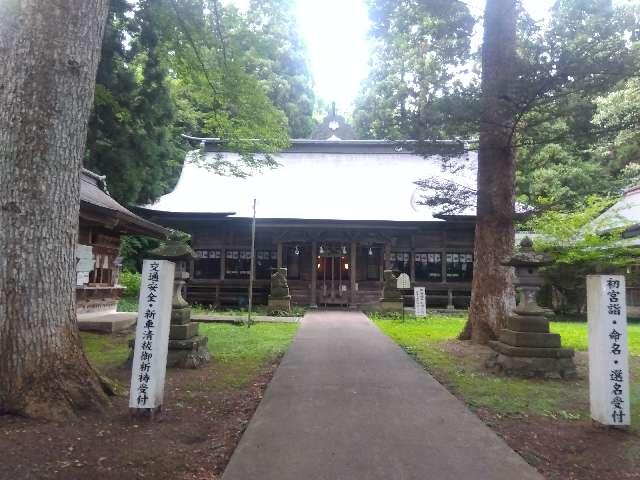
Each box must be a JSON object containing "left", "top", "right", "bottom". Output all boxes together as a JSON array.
[{"left": 221, "top": 310, "right": 542, "bottom": 480}]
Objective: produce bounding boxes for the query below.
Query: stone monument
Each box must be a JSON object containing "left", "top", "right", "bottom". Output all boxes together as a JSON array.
[
  {"left": 380, "top": 270, "right": 403, "bottom": 313},
  {"left": 486, "top": 237, "right": 576, "bottom": 379},
  {"left": 268, "top": 267, "right": 291, "bottom": 313},
  {"left": 147, "top": 232, "right": 210, "bottom": 368}
]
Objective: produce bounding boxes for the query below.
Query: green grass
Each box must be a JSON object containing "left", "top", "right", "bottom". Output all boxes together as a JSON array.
[
  {"left": 80, "top": 322, "right": 299, "bottom": 391},
  {"left": 372, "top": 314, "right": 640, "bottom": 429},
  {"left": 117, "top": 295, "right": 138, "bottom": 312},
  {"left": 191, "top": 304, "right": 306, "bottom": 317},
  {"left": 117, "top": 296, "right": 305, "bottom": 317},
  {"left": 81, "top": 332, "right": 131, "bottom": 370},
  {"left": 551, "top": 321, "right": 640, "bottom": 354},
  {"left": 198, "top": 322, "right": 299, "bottom": 389}
]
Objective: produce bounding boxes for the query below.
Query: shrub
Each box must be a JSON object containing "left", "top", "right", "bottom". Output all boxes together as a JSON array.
[{"left": 119, "top": 270, "right": 141, "bottom": 298}]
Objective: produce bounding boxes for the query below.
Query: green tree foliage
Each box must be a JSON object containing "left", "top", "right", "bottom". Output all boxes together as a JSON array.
[
  {"left": 592, "top": 77, "right": 640, "bottom": 187},
  {"left": 85, "top": 0, "right": 185, "bottom": 205},
  {"left": 401, "top": 0, "right": 640, "bottom": 213},
  {"left": 513, "top": 0, "right": 639, "bottom": 211},
  {"left": 242, "top": 0, "right": 316, "bottom": 138},
  {"left": 353, "top": 0, "right": 477, "bottom": 140},
  {"left": 526, "top": 196, "right": 639, "bottom": 314},
  {"left": 85, "top": 0, "right": 316, "bottom": 203}
]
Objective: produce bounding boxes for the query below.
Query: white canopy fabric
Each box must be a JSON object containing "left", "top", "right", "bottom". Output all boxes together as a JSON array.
[{"left": 148, "top": 149, "right": 477, "bottom": 221}]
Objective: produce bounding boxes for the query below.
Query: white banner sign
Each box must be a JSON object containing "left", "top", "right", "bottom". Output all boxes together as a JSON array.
[
  {"left": 587, "top": 275, "right": 630, "bottom": 426},
  {"left": 129, "top": 259, "right": 174, "bottom": 410},
  {"left": 414, "top": 287, "right": 427, "bottom": 317},
  {"left": 397, "top": 273, "right": 411, "bottom": 289}
]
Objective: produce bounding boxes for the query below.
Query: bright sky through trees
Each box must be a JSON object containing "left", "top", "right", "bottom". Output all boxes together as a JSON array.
[{"left": 224, "top": 0, "right": 626, "bottom": 114}]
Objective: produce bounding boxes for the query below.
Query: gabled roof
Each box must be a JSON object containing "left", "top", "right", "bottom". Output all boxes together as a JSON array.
[
  {"left": 81, "top": 169, "right": 168, "bottom": 238},
  {"left": 146, "top": 139, "right": 477, "bottom": 222},
  {"left": 593, "top": 185, "right": 640, "bottom": 236}
]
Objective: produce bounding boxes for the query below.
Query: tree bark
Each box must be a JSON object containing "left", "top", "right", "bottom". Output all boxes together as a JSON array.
[
  {"left": 459, "top": 0, "right": 517, "bottom": 343},
  {"left": 0, "top": 0, "right": 110, "bottom": 419}
]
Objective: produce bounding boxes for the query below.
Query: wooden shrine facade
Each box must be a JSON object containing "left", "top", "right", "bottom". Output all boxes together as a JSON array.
[
  {"left": 77, "top": 170, "right": 167, "bottom": 314},
  {"left": 134, "top": 210, "right": 476, "bottom": 309}
]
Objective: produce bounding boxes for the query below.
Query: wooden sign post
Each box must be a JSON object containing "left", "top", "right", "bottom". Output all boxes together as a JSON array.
[
  {"left": 414, "top": 287, "right": 427, "bottom": 317},
  {"left": 587, "top": 275, "right": 630, "bottom": 427},
  {"left": 397, "top": 273, "right": 411, "bottom": 321},
  {"left": 129, "top": 259, "right": 175, "bottom": 415}
]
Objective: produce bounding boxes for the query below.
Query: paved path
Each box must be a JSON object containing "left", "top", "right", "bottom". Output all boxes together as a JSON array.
[{"left": 222, "top": 311, "right": 542, "bottom": 480}]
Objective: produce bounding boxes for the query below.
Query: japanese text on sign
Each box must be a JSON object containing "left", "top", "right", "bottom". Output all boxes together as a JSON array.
[
  {"left": 587, "top": 275, "right": 630, "bottom": 426},
  {"left": 129, "top": 260, "right": 174, "bottom": 410}
]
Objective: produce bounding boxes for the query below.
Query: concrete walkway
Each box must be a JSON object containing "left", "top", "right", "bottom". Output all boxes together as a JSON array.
[{"left": 222, "top": 311, "right": 542, "bottom": 480}]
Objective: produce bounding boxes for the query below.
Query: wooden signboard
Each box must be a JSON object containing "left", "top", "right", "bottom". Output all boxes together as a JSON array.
[
  {"left": 414, "top": 287, "right": 427, "bottom": 317},
  {"left": 587, "top": 275, "right": 630, "bottom": 426},
  {"left": 129, "top": 260, "right": 175, "bottom": 412}
]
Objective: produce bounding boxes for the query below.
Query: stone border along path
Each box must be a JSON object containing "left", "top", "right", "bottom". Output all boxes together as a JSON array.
[{"left": 221, "top": 311, "right": 542, "bottom": 480}]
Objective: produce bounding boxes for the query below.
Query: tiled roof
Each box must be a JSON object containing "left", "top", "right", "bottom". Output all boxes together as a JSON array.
[
  {"left": 81, "top": 169, "right": 167, "bottom": 237},
  {"left": 146, "top": 141, "right": 477, "bottom": 222},
  {"left": 593, "top": 185, "right": 640, "bottom": 235}
]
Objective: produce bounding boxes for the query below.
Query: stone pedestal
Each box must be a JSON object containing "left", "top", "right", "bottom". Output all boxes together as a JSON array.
[
  {"left": 146, "top": 233, "right": 210, "bottom": 369},
  {"left": 378, "top": 271, "right": 403, "bottom": 312},
  {"left": 267, "top": 268, "right": 291, "bottom": 314},
  {"left": 267, "top": 296, "right": 291, "bottom": 312},
  {"left": 487, "top": 237, "right": 576, "bottom": 379},
  {"left": 379, "top": 300, "right": 403, "bottom": 313},
  {"left": 487, "top": 310, "right": 576, "bottom": 379},
  {"left": 166, "top": 276, "right": 209, "bottom": 368}
]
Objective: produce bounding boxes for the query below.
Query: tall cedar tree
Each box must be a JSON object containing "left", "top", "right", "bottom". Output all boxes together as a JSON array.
[
  {"left": 85, "top": 0, "right": 184, "bottom": 205},
  {"left": 0, "top": 0, "right": 111, "bottom": 419},
  {"left": 459, "top": 0, "right": 518, "bottom": 342}
]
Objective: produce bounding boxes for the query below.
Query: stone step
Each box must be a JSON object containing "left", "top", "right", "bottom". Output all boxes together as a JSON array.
[
  {"left": 506, "top": 314, "right": 549, "bottom": 333},
  {"left": 170, "top": 321, "right": 199, "bottom": 340},
  {"left": 498, "top": 329, "right": 561, "bottom": 348},
  {"left": 489, "top": 341, "right": 574, "bottom": 359}
]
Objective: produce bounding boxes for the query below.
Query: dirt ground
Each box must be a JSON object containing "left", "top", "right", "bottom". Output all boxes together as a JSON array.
[
  {"left": 478, "top": 409, "right": 640, "bottom": 480},
  {"left": 439, "top": 341, "right": 640, "bottom": 480},
  {"left": 0, "top": 359, "right": 280, "bottom": 480}
]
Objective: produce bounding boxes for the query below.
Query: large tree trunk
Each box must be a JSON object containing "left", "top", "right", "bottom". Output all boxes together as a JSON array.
[
  {"left": 459, "top": 0, "right": 517, "bottom": 343},
  {"left": 0, "top": 0, "right": 110, "bottom": 419}
]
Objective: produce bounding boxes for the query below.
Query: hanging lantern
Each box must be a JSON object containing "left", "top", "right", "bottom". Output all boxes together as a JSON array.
[
  {"left": 319, "top": 245, "right": 324, "bottom": 254},
  {"left": 294, "top": 245, "right": 300, "bottom": 255},
  {"left": 342, "top": 245, "right": 347, "bottom": 255},
  {"left": 368, "top": 247, "right": 373, "bottom": 256}
]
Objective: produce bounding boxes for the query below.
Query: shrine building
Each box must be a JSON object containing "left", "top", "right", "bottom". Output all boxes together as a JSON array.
[
  {"left": 77, "top": 169, "right": 167, "bottom": 315},
  {"left": 135, "top": 115, "right": 478, "bottom": 310}
]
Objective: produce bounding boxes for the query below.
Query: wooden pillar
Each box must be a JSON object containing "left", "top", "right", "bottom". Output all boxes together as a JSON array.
[
  {"left": 310, "top": 241, "right": 317, "bottom": 307},
  {"left": 441, "top": 230, "right": 447, "bottom": 284},
  {"left": 277, "top": 241, "right": 283, "bottom": 269},
  {"left": 220, "top": 247, "right": 226, "bottom": 280},
  {"left": 410, "top": 249, "right": 416, "bottom": 282},
  {"left": 384, "top": 243, "right": 391, "bottom": 270},
  {"left": 447, "top": 288, "right": 455, "bottom": 311},
  {"left": 350, "top": 241, "right": 357, "bottom": 307}
]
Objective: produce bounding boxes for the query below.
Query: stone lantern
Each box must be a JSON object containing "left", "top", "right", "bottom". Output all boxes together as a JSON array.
[
  {"left": 267, "top": 267, "right": 291, "bottom": 313},
  {"left": 147, "top": 232, "right": 210, "bottom": 368},
  {"left": 379, "top": 270, "right": 403, "bottom": 313},
  {"left": 487, "top": 237, "right": 576, "bottom": 378}
]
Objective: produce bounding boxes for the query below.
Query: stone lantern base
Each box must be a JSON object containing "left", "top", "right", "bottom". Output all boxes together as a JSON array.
[
  {"left": 379, "top": 299, "right": 403, "bottom": 313},
  {"left": 167, "top": 306, "right": 209, "bottom": 368},
  {"left": 167, "top": 335, "right": 209, "bottom": 368},
  {"left": 486, "top": 311, "right": 577, "bottom": 379},
  {"left": 267, "top": 296, "right": 291, "bottom": 313}
]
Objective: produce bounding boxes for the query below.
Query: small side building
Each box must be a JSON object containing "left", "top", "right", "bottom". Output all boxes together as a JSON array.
[
  {"left": 77, "top": 169, "right": 167, "bottom": 315},
  {"left": 592, "top": 184, "right": 640, "bottom": 316}
]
